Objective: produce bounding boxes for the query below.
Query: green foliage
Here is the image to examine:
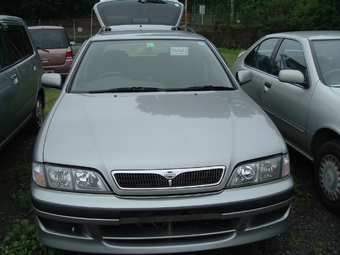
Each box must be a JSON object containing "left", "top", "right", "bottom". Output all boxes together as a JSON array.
[
  {"left": 293, "top": 177, "right": 313, "bottom": 200},
  {"left": 0, "top": 0, "right": 98, "bottom": 21},
  {"left": 218, "top": 48, "right": 244, "bottom": 66},
  {"left": 0, "top": 219, "right": 53, "bottom": 255},
  {"left": 289, "top": 0, "right": 340, "bottom": 30},
  {"left": 1, "top": 0, "right": 339, "bottom": 31},
  {"left": 288, "top": 230, "right": 302, "bottom": 247},
  {"left": 8, "top": 153, "right": 33, "bottom": 210},
  {"left": 44, "top": 88, "right": 61, "bottom": 115},
  {"left": 237, "top": 0, "right": 340, "bottom": 32}
]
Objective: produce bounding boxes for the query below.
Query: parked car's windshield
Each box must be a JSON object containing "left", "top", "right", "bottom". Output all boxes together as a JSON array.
[
  {"left": 71, "top": 39, "right": 234, "bottom": 92},
  {"left": 312, "top": 39, "right": 340, "bottom": 86}
]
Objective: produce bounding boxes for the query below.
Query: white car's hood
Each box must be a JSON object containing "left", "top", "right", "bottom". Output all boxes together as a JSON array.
[{"left": 40, "top": 91, "right": 285, "bottom": 172}]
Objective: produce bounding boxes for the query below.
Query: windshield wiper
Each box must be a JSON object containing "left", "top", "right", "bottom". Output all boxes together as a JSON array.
[
  {"left": 37, "top": 46, "right": 49, "bottom": 53},
  {"left": 138, "top": 0, "right": 166, "bottom": 4},
  {"left": 165, "top": 85, "right": 235, "bottom": 91},
  {"left": 88, "top": 87, "right": 165, "bottom": 93}
]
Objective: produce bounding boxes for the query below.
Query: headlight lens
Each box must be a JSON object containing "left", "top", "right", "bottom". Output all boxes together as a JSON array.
[
  {"left": 32, "top": 162, "right": 110, "bottom": 193},
  {"left": 228, "top": 154, "right": 290, "bottom": 187}
]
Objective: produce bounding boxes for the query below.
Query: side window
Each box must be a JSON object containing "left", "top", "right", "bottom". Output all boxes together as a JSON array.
[
  {"left": 272, "top": 39, "right": 306, "bottom": 76},
  {"left": 0, "top": 32, "right": 9, "bottom": 72},
  {"left": 2, "top": 23, "right": 33, "bottom": 65},
  {"left": 245, "top": 39, "right": 279, "bottom": 73},
  {"left": 0, "top": 28, "right": 11, "bottom": 72}
]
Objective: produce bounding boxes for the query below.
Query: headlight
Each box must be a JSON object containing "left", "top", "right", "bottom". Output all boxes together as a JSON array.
[
  {"left": 32, "top": 162, "right": 110, "bottom": 193},
  {"left": 228, "top": 154, "right": 290, "bottom": 187}
]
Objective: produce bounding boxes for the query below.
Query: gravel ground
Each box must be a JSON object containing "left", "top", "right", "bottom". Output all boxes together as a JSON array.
[{"left": 0, "top": 129, "right": 339, "bottom": 255}]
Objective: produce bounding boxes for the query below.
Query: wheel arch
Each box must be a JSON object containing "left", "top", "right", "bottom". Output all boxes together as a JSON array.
[{"left": 311, "top": 128, "right": 340, "bottom": 160}]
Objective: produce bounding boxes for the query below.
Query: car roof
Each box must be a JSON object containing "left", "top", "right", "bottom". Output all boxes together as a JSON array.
[
  {"left": 0, "top": 15, "right": 25, "bottom": 24},
  {"left": 267, "top": 31, "right": 340, "bottom": 40},
  {"left": 90, "top": 28, "right": 204, "bottom": 41}
]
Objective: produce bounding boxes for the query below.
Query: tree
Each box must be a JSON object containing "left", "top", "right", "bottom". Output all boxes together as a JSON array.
[
  {"left": 289, "top": 0, "right": 340, "bottom": 30},
  {"left": 236, "top": 0, "right": 340, "bottom": 32},
  {"left": 0, "top": 0, "right": 97, "bottom": 22}
]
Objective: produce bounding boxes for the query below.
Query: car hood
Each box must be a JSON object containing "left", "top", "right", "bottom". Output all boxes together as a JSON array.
[{"left": 40, "top": 91, "right": 285, "bottom": 171}]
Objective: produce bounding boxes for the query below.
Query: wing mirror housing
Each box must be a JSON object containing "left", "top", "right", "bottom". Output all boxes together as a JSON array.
[
  {"left": 236, "top": 70, "right": 253, "bottom": 85},
  {"left": 278, "top": 69, "right": 306, "bottom": 86},
  {"left": 41, "top": 73, "right": 62, "bottom": 89}
]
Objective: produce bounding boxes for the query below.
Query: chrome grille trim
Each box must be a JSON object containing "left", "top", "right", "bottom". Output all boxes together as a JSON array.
[{"left": 112, "top": 166, "right": 225, "bottom": 190}]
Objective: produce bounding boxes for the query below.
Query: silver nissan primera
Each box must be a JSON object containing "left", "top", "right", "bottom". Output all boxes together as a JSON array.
[{"left": 31, "top": 0, "right": 294, "bottom": 254}]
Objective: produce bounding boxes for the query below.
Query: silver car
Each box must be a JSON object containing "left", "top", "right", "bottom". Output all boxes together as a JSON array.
[
  {"left": 31, "top": 1, "right": 293, "bottom": 254},
  {"left": 231, "top": 31, "right": 340, "bottom": 214}
]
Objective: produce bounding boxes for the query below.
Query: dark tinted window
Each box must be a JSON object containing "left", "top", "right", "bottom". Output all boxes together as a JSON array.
[
  {"left": 97, "top": 0, "right": 182, "bottom": 26},
  {"left": 272, "top": 39, "right": 306, "bottom": 76},
  {"left": 29, "top": 29, "right": 69, "bottom": 49},
  {"left": 0, "top": 28, "right": 10, "bottom": 71},
  {"left": 0, "top": 23, "right": 33, "bottom": 70},
  {"left": 245, "top": 38, "right": 278, "bottom": 73}
]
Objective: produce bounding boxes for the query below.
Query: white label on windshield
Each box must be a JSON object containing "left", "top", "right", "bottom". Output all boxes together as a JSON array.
[{"left": 170, "top": 47, "right": 189, "bottom": 56}]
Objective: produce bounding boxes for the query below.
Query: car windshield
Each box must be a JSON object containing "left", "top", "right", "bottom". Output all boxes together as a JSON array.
[
  {"left": 312, "top": 39, "right": 340, "bottom": 86},
  {"left": 95, "top": 0, "right": 182, "bottom": 27},
  {"left": 70, "top": 39, "right": 234, "bottom": 92}
]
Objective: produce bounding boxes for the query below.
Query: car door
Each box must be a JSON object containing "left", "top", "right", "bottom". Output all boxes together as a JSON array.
[
  {"left": 261, "top": 38, "right": 311, "bottom": 152},
  {"left": 5, "top": 23, "right": 41, "bottom": 119},
  {"left": 0, "top": 21, "right": 40, "bottom": 146},
  {"left": 240, "top": 38, "right": 280, "bottom": 107},
  {"left": 0, "top": 22, "right": 23, "bottom": 145}
]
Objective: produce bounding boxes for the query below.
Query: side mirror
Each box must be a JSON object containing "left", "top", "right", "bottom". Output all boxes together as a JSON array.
[
  {"left": 41, "top": 73, "right": 62, "bottom": 89},
  {"left": 278, "top": 69, "right": 305, "bottom": 85},
  {"left": 236, "top": 70, "right": 253, "bottom": 85}
]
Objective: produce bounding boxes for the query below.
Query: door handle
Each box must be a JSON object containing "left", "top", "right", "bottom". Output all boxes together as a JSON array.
[
  {"left": 264, "top": 82, "right": 272, "bottom": 92},
  {"left": 10, "top": 73, "right": 19, "bottom": 84}
]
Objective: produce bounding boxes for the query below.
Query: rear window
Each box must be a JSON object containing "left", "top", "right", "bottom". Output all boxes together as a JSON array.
[
  {"left": 96, "top": 0, "right": 183, "bottom": 27},
  {"left": 29, "top": 29, "right": 69, "bottom": 49}
]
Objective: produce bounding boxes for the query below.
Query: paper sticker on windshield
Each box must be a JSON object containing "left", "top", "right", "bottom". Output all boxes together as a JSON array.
[
  {"left": 146, "top": 42, "right": 155, "bottom": 48},
  {"left": 170, "top": 47, "right": 189, "bottom": 56}
]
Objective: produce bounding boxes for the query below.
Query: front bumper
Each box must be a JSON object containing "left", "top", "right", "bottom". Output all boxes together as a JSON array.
[{"left": 31, "top": 176, "right": 294, "bottom": 254}]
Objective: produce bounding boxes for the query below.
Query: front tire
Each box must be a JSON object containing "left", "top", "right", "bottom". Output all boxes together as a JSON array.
[
  {"left": 314, "top": 140, "right": 340, "bottom": 214},
  {"left": 28, "top": 95, "right": 44, "bottom": 133}
]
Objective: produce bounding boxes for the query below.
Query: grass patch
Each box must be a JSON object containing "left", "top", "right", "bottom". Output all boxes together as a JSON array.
[
  {"left": 293, "top": 177, "right": 313, "bottom": 200},
  {"left": 288, "top": 230, "right": 303, "bottom": 247},
  {"left": 44, "top": 87, "right": 61, "bottom": 115},
  {"left": 218, "top": 48, "right": 245, "bottom": 66}
]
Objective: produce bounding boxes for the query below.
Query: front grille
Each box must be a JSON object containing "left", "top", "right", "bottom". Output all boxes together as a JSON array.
[{"left": 112, "top": 166, "right": 225, "bottom": 190}]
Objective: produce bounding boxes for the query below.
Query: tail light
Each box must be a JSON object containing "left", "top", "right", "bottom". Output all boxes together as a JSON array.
[{"left": 66, "top": 47, "right": 73, "bottom": 60}]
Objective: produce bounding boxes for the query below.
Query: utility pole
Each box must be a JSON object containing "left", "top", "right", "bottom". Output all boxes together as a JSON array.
[
  {"left": 185, "top": 0, "right": 188, "bottom": 26},
  {"left": 231, "top": 0, "right": 234, "bottom": 23}
]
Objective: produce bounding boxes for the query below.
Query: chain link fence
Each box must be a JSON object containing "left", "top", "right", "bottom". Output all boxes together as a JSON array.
[{"left": 27, "top": 14, "right": 264, "bottom": 48}]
